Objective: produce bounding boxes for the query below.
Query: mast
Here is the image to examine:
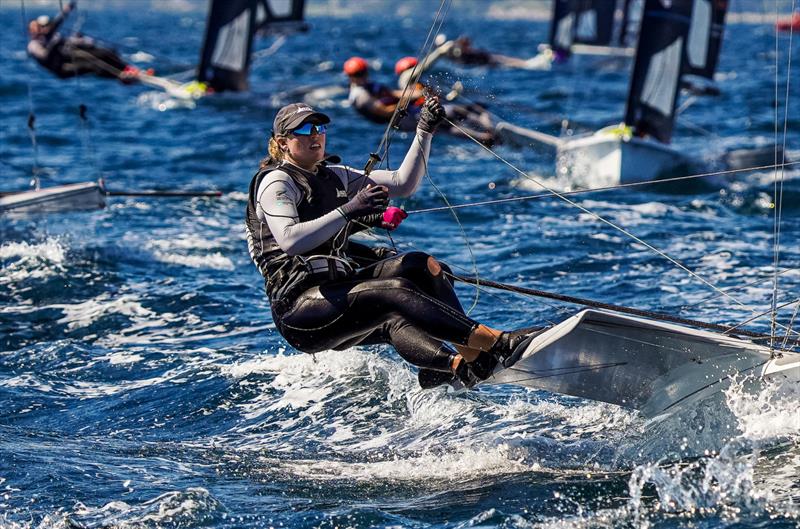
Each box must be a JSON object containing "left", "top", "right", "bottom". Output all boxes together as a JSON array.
[
  {"left": 619, "top": 0, "right": 632, "bottom": 47},
  {"left": 197, "top": 0, "right": 259, "bottom": 93},
  {"left": 683, "top": 0, "right": 728, "bottom": 81},
  {"left": 623, "top": 0, "right": 693, "bottom": 144}
]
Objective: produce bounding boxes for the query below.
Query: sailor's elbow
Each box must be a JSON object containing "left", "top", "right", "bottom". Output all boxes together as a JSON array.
[
  {"left": 278, "top": 229, "right": 304, "bottom": 256},
  {"left": 281, "top": 239, "right": 305, "bottom": 256},
  {"left": 392, "top": 182, "right": 419, "bottom": 198}
]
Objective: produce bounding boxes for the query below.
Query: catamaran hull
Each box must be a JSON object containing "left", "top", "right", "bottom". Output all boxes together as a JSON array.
[
  {"left": 557, "top": 134, "right": 691, "bottom": 188},
  {"left": 486, "top": 309, "right": 800, "bottom": 419},
  {"left": 0, "top": 182, "right": 106, "bottom": 214}
]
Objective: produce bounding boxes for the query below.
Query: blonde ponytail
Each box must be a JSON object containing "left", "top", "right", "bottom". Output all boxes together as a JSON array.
[{"left": 259, "top": 136, "right": 285, "bottom": 170}]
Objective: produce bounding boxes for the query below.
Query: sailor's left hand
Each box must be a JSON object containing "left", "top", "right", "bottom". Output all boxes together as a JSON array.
[
  {"left": 381, "top": 206, "right": 408, "bottom": 230},
  {"left": 417, "top": 96, "right": 446, "bottom": 133}
]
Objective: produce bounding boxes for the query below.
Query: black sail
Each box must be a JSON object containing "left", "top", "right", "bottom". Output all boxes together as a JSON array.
[
  {"left": 624, "top": 0, "right": 693, "bottom": 144},
  {"left": 683, "top": 0, "right": 728, "bottom": 80},
  {"left": 197, "top": 0, "right": 259, "bottom": 93},
  {"left": 549, "top": 0, "right": 577, "bottom": 52},
  {"left": 255, "top": 0, "right": 308, "bottom": 34},
  {"left": 572, "top": 0, "right": 616, "bottom": 46}
]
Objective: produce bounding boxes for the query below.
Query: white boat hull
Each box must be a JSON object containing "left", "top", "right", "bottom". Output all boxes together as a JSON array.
[
  {"left": 486, "top": 309, "right": 800, "bottom": 419},
  {"left": 556, "top": 132, "right": 692, "bottom": 188},
  {"left": 0, "top": 181, "right": 106, "bottom": 214}
]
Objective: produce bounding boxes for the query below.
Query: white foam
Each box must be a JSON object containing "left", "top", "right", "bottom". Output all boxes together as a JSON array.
[
  {"left": 66, "top": 488, "right": 224, "bottom": 528},
  {"left": 268, "top": 443, "right": 534, "bottom": 484},
  {"left": 148, "top": 234, "right": 221, "bottom": 251},
  {"left": 0, "top": 239, "right": 67, "bottom": 283},
  {"left": 620, "top": 374, "right": 800, "bottom": 521},
  {"left": 104, "top": 352, "right": 145, "bottom": 365},
  {"left": 54, "top": 293, "right": 154, "bottom": 331},
  {"left": 0, "top": 240, "right": 66, "bottom": 262},
  {"left": 152, "top": 250, "right": 234, "bottom": 270}
]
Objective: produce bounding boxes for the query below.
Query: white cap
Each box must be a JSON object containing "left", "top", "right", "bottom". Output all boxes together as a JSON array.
[{"left": 36, "top": 15, "right": 50, "bottom": 26}]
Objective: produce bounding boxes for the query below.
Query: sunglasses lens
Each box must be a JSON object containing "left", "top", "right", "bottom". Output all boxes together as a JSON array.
[{"left": 292, "top": 123, "right": 327, "bottom": 136}]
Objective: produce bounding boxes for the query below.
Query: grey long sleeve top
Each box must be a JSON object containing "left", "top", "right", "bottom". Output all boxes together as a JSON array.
[{"left": 254, "top": 129, "right": 431, "bottom": 256}]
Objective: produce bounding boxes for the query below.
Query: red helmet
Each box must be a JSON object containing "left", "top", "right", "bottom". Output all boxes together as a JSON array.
[
  {"left": 343, "top": 56, "right": 369, "bottom": 76},
  {"left": 394, "top": 56, "right": 418, "bottom": 75}
]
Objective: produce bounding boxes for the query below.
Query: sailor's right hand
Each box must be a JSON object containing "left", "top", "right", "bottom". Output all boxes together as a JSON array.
[
  {"left": 338, "top": 185, "right": 389, "bottom": 220},
  {"left": 417, "top": 96, "right": 446, "bottom": 133}
]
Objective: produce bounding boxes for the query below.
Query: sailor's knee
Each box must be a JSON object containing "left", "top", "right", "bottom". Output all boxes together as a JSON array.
[
  {"left": 426, "top": 256, "right": 443, "bottom": 276},
  {"left": 399, "top": 251, "right": 429, "bottom": 268}
]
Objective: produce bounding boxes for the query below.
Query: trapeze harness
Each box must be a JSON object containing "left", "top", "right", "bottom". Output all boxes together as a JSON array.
[{"left": 245, "top": 160, "right": 478, "bottom": 372}]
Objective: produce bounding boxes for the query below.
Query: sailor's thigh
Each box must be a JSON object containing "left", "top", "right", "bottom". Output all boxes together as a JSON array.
[
  {"left": 277, "top": 283, "right": 378, "bottom": 352},
  {"left": 279, "top": 286, "right": 347, "bottom": 331},
  {"left": 360, "top": 251, "right": 432, "bottom": 280}
]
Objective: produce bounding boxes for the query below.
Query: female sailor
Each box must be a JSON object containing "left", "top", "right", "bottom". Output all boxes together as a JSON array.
[{"left": 245, "top": 99, "right": 531, "bottom": 388}]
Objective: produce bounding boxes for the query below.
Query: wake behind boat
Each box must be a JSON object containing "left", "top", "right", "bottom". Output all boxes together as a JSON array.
[{"left": 481, "top": 309, "right": 800, "bottom": 420}]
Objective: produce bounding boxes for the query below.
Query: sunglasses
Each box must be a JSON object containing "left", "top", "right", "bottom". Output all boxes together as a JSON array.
[{"left": 291, "top": 123, "right": 327, "bottom": 136}]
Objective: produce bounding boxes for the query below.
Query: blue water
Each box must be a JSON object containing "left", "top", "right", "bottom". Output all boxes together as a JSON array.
[{"left": 2, "top": 3, "right": 800, "bottom": 528}]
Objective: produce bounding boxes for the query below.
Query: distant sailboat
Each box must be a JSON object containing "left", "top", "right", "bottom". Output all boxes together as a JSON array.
[
  {"left": 539, "top": 0, "right": 635, "bottom": 65},
  {"left": 138, "top": 0, "right": 307, "bottom": 99},
  {"left": 507, "top": 0, "right": 728, "bottom": 188}
]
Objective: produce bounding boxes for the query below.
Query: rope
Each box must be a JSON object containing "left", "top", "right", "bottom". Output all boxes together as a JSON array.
[
  {"left": 443, "top": 116, "right": 751, "bottom": 311},
  {"left": 448, "top": 273, "right": 778, "bottom": 341},
  {"left": 406, "top": 161, "right": 800, "bottom": 215},
  {"left": 417, "top": 134, "right": 481, "bottom": 314}
]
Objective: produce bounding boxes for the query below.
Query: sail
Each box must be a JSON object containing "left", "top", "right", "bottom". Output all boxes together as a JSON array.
[
  {"left": 549, "top": 0, "right": 616, "bottom": 51},
  {"left": 573, "top": 0, "right": 616, "bottom": 46},
  {"left": 549, "top": 0, "right": 576, "bottom": 52},
  {"left": 624, "top": 0, "right": 693, "bottom": 144},
  {"left": 197, "top": 0, "right": 259, "bottom": 93},
  {"left": 255, "top": 0, "right": 308, "bottom": 34},
  {"left": 618, "top": 0, "right": 641, "bottom": 48},
  {"left": 683, "top": 0, "right": 728, "bottom": 80}
]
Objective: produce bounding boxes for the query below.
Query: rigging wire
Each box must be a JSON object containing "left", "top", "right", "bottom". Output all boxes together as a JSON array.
[
  {"left": 683, "top": 266, "right": 799, "bottom": 310},
  {"left": 346, "top": 0, "right": 488, "bottom": 313},
  {"left": 770, "top": 0, "right": 796, "bottom": 351},
  {"left": 439, "top": 115, "right": 800, "bottom": 339},
  {"left": 782, "top": 300, "right": 800, "bottom": 349},
  {"left": 405, "top": 160, "right": 800, "bottom": 214},
  {"left": 443, "top": 116, "right": 751, "bottom": 311},
  {"left": 370, "top": 0, "right": 452, "bottom": 173},
  {"left": 67, "top": 4, "right": 99, "bottom": 180},
  {"left": 20, "top": 0, "right": 41, "bottom": 190},
  {"left": 417, "top": 136, "right": 481, "bottom": 314}
]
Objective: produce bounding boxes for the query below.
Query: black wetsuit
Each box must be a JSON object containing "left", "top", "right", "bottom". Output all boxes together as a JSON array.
[
  {"left": 245, "top": 148, "right": 478, "bottom": 373},
  {"left": 27, "top": 11, "right": 127, "bottom": 79}
]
